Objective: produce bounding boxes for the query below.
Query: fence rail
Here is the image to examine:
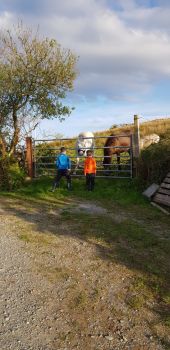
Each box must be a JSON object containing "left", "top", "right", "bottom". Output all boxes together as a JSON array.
[{"left": 32, "top": 134, "right": 133, "bottom": 179}]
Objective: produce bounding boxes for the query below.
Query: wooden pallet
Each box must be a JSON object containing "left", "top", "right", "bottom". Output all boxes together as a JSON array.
[{"left": 153, "top": 172, "right": 170, "bottom": 207}]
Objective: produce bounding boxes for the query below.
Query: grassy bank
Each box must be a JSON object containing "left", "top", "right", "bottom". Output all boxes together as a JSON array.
[{"left": 0, "top": 176, "right": 147, "bottom": 206}]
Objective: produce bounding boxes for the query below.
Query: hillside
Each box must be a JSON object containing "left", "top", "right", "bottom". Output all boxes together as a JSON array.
[
  {"left": 95, "top": 117, "right": 170, "bottom": 138},
  {"left": 39, "top": 117, "right": 170, "bottom": 151}
]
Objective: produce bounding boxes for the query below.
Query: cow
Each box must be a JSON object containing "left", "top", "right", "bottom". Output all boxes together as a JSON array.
[{"left": 73, "top": 131, "right": 95, "bottom": 174}]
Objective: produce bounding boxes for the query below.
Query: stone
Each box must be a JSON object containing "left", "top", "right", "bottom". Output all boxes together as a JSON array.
[
  {"left": 105, "top": 335, "right": 113, "bottom": 341},
  {"left": 142, "top": 183, "right": 159, "bottom": 199}
]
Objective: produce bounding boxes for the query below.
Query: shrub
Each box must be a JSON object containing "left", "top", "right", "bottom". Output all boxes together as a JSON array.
[
  {"left": 0, "top": 157, "right": 25, "bottom": 190},
  {"left": 137, "top": 135, "right": 170, "bottom": 185}
]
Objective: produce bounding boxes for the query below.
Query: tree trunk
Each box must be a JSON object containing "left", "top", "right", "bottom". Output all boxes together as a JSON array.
[
  {"left": 0, "top": 134, "right": 7, "bottom": 158},
  {"left": 9, "top": 109, "right": 20, "bottom": 157}
]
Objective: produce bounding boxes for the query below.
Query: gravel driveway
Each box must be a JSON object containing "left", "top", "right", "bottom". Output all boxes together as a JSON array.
[{"left": 0, "top": 197, "right": 168, "bottom": 350}]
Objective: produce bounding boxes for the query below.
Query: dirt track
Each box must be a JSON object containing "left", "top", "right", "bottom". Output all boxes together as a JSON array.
[{"left": 0, "top": 196, "right": 169, "bottom": 350}]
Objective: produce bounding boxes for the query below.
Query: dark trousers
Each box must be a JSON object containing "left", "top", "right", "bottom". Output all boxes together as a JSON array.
[
  {"left": 86, "top": 173, "right": 95, "bottom": 191},
  {"left": 53, "top": 169, "right": 71, "bottom": 189}
]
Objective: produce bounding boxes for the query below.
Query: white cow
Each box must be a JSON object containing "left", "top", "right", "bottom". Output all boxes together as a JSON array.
[{"left": 73, "top": 131, "right": 95, "bottom": 174}]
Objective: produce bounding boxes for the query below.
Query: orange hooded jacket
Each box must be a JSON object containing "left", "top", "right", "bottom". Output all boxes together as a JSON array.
[{"left": 84, "top": 157, "right": 96, "bottom": 175}]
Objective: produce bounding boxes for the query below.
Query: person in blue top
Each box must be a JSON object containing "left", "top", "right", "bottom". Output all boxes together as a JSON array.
[{"left": 51, "top": 147, "right": 72, "bottom": 191}]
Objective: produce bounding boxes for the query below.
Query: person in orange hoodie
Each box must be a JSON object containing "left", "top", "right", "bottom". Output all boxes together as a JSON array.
[{"left": 84, "top": 150, "right": 96, "bottom": 191}]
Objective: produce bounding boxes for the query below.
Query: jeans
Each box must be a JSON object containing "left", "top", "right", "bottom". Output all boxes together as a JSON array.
[
  {"left": 86, "top": 173, "right": 95, "bottom": 191},
  {"left": 53, "top": 169, "right": 72, "bottom": 189}
]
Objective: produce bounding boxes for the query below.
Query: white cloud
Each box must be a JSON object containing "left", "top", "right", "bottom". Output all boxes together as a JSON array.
[
  {"left": 1, "top": 0, "right": 170, "bottom": 103},
  {"left": 0, "top": 10, "right": 14, "bottom": 27},
  {"left": 121, "top": 4, "right": 170, "bottom": 32}
]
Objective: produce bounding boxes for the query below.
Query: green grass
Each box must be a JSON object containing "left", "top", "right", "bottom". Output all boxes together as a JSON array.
[
  {"left": 18, "top": 233, "right": 31, "bottom": 243},
  {"left": 0, "top": 175, "right": 148, "bottom": 207}
]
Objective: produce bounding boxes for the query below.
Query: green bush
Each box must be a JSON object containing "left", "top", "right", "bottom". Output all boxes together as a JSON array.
[
  {"left": 137, "top": 136, "right": 170, "bottom": 185},
  {"left": 0, "top": 157, "right": 25, "bottom": 190}
]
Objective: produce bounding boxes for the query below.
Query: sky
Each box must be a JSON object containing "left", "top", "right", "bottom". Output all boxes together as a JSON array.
[{"left": 0, "top": 0, "right": 170, "bottom": 137}]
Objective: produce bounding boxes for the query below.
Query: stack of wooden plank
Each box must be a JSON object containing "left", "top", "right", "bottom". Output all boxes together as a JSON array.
[{"left": 153, "top": 172, "right": 170, "bottom": 207}]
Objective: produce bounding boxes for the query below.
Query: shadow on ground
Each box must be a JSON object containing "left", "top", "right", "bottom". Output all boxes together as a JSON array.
[{"left": 1, "top": 195, "right": 170, "bottom": 347}]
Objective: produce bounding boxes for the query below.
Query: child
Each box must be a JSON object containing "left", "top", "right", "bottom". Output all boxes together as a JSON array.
[
  {"left": 84, "top": 150, "right": 96, "bottom": 191},
  {"left": 52, "top": 147, "right": 72, "bottom": 191}
]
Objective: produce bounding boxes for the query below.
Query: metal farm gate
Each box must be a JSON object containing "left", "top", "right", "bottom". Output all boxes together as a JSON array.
[{"left": 32, "top": 134, "right": 133, "bottom": 179}]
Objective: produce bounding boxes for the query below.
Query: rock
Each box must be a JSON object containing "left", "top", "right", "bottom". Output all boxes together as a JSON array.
[
  {"left": 142, "top": 183, "right": 159, "bottom": 199},
  {"left": 105, "top": 335, "right": 113, "bottom": 341}
]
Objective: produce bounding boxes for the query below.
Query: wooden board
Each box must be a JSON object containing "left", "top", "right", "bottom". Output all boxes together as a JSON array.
[
  {"left": 158, "top": 188, "right": 170, "bottom": 196},
  {"left": 160, "top": 182, "right": 170, "bottom": 189},
  {"left": 164, "top": 177, "right": 170, "bottom": 184},
  {"left": 152, "top": 172, "right": 170, "bottom": 207},
  {"left": 154, "top": 193, "right": 170, "bottom": 207}
]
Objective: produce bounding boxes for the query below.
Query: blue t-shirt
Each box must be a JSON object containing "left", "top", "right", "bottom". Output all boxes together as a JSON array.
[{"left": 56, "top": 154, "right": 71, "bottom": 170}]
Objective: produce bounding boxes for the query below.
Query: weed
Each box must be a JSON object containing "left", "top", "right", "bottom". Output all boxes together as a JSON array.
[
  {"left": 164, "top": 316, "right": 170, "bottom": 327},
  {"left": 126, "top": 294, "right": 145, "bottom": 309},
  {"left": 18, "top": 230, "right": 54, "bottom": 246},
  {"left": 72, "top": 291, "right": 87, "bottom": 308},
  {"left": 37, "top": 265, "right": 70, "bottom": 282},
  {"left": 18, "top": 233, "right": 31, "bottom": 243},
  {"left": 91, "top": 288, "right": 99, "bottom": 299}
]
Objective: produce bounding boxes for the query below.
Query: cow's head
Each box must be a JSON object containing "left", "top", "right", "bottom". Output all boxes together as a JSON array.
[{"left": 76, "top": 131, "right": 94, "bottom": 156}]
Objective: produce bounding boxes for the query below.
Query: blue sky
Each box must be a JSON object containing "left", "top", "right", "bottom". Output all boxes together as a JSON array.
[{"left": 0, "top": 0, "right": 170, "bottom": 137}]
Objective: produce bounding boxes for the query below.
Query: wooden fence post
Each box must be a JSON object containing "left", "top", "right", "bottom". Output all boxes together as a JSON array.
[
  {"left": 133, "top": 115, "right": 140, "bottom": 176},
  {"left": 26, "top": 137, "right": 33, "bottom": 178},
  {"left": 133, "top": 114, "right": 140, "bottom": 157}
]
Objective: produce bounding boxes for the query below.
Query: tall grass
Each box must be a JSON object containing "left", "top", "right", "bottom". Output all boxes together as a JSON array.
[{"left": 99, "top": 117, "right": 170, "bottom": 138}]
